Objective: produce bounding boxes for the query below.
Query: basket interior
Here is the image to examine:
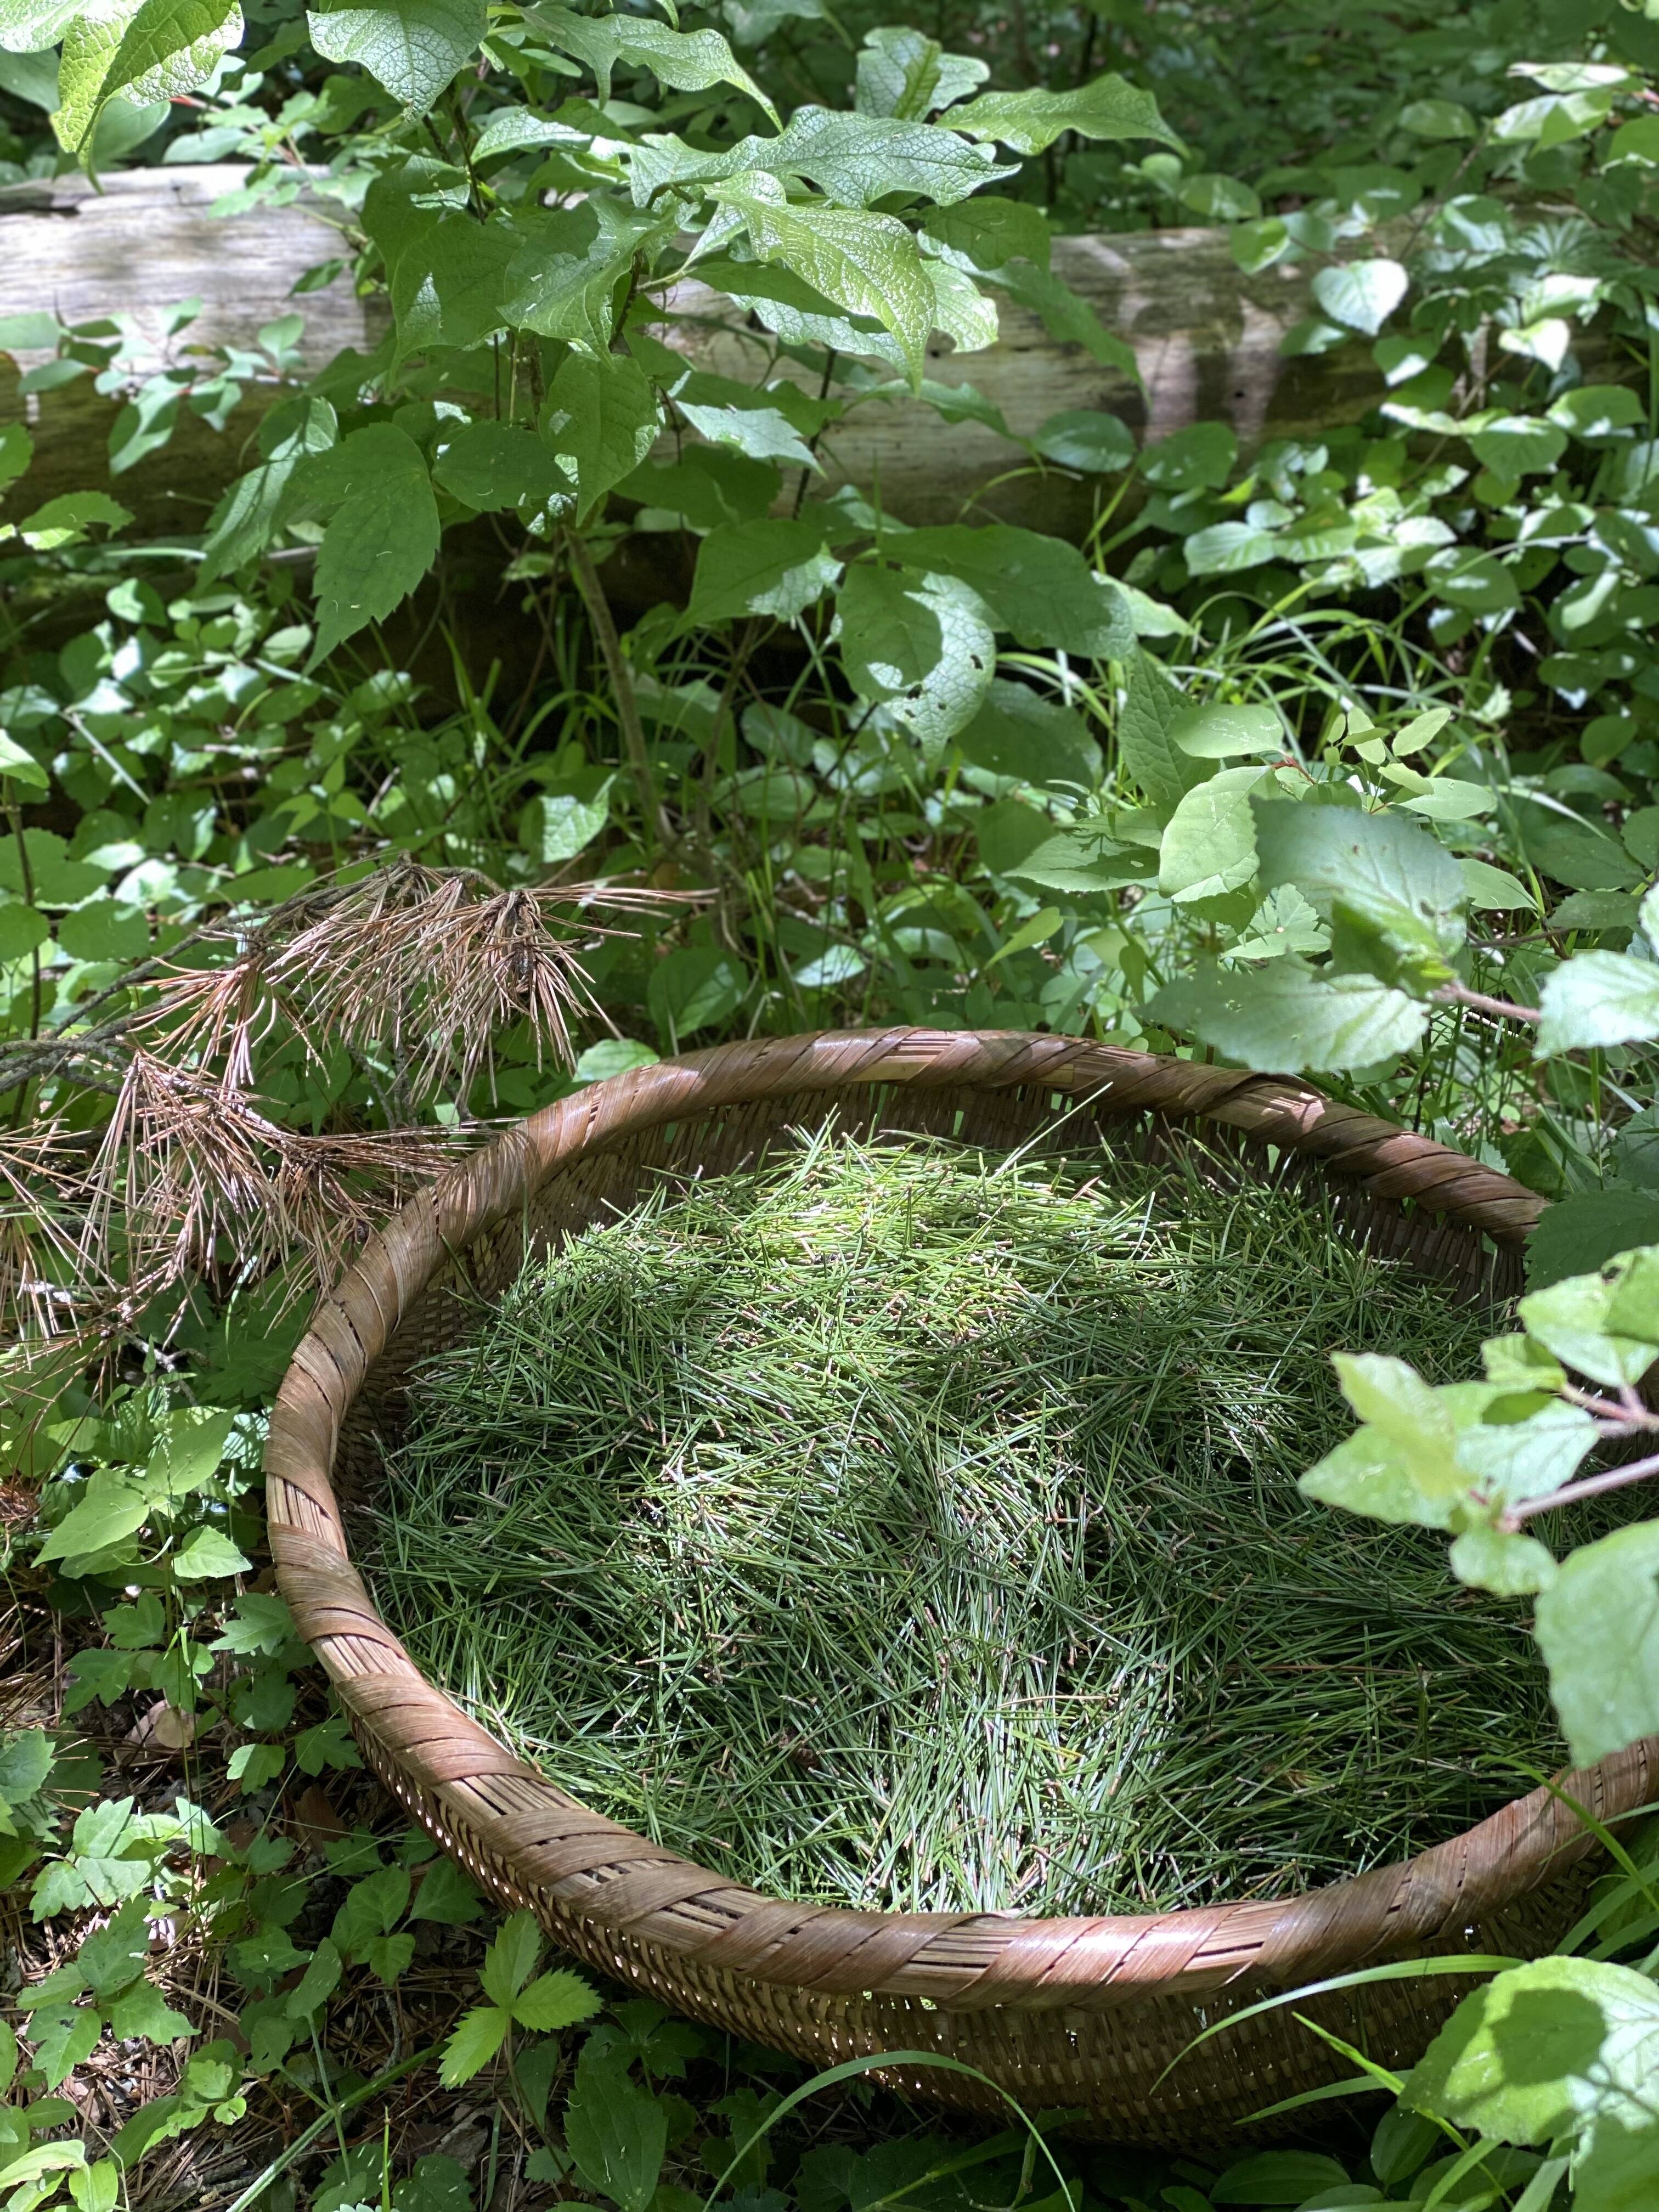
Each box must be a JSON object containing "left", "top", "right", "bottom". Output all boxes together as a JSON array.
[{"left": 334, "top": 1075, "right": 1519, "bottom": 1516}]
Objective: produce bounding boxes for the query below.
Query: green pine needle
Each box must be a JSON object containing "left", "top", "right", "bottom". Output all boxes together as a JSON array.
[{"left": 369, "top": 1126, "right": 1548, "bottom": 1920}]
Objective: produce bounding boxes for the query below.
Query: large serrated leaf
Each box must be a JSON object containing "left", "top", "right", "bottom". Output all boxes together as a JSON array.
[
  {"left": 54, "top": 0, "right": 241, "bottom": 156},
  {"left": 532, "top": 3, "right": 777, "bottom": 125},
  {"left": 308, "top": 0, "right": 483, "bottom": 116},
  {"left": 951, "top": 71, "right": 1175, "bottom": 156},
  {"left": 711, "top": 176, "right": 934, "bottom": 386}
]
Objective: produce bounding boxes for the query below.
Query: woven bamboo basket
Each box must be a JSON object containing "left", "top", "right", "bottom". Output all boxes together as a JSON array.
[{"left": 265, "top": 1028, "right": 1659, "bottom": 2147}]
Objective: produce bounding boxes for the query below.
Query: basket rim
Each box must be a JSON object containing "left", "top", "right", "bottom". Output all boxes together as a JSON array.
[{"left": 265, "top": 1025, "right": 1658, "bottom": 2013}]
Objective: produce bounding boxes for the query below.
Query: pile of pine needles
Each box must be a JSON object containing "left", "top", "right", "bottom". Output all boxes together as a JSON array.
[{"left": 369, "top": 1126, "right": 1550, "bottom": 1918}]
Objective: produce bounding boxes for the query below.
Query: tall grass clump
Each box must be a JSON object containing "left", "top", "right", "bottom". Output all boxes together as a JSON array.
[{"left": 369, "top": 1127, "right": 1545, "bottom": 1918}]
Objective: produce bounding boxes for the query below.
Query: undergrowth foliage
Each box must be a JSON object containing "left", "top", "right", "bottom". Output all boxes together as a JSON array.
[{"left": 5, "top": 0, "right": 1659, "bottom": 2202}]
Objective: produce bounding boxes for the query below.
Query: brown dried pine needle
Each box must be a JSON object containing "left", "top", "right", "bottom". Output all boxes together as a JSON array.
[{"left": 369, "top": 1127, "right": 1549, "bottom": 1919}]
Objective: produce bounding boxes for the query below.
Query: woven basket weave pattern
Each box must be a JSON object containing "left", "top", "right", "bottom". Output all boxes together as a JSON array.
[{"left": 266, "top": 1029, "right": 1659, "bottom": 2145}]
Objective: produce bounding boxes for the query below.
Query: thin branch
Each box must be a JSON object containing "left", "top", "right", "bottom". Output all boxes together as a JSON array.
[
  {"left": 1430, "top": 980, "right": 1542, "bottom": 1024},
  {"left": 1503, "top": 1448, "right": 1659, "bottom": 1528},
  {"left": 563, "top": 527, "right": 669, "bottom": 857}
]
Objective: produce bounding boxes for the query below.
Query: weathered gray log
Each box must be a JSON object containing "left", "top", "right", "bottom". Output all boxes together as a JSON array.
[{"left": 0, "top": 166, "right": 1387, "bottom": 535}]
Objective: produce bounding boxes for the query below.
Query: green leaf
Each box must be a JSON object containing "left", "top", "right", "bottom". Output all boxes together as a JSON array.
[
  {"left": 951, "top": 71, "right": 1175, "bottom": 156},
  {"left": 686, "top": 518, "right": 841, "bottom": 628},
  {"left": 13, "top": 490, "right": 131, "bottom": 550},
  {"left": 438, "top": 2002, "right": 510, "bottom": 2088},
  {"left": 504, "top": 202, "right": 667, "bottom": 351},
  {"left": 544, "top": 352, "right": 659, "bottom": 526},
  {"left": 37, "top": 1475, "right": 149, "bottom": 1565},
  {"left": 1461, "top": 858, "right": 1538, "bottom": 912},
  {"left": 1469, "top": 415, "right": 1568, "bottom": 477},
  {"left": 1448, "top": 1525, "right": 1556, "bottom": 1598},
  {"left": 171, "top": 1526, "right": 253, "bottom": 1582},
  {"left": 1118, "top": 648, "right": 1206, "bottom": 812},
  {"left": 0, "top": 730, "right": 47, "bottom": 791},
  {"left": 1159, "top": 768, "right": 1265, "bottom": 904},
  {"left": 284, "top": 1937, "right": 343, "bottom": 2020},
  {"left": 0, "top": 0, "right": 82, "bottom": 53},
  {"left": 574, "top": 1040, "right": 659, "bottom": 1084},
  {"left": 745, "top": 106, "right": 1014, "bottom": 208},
  {"left": 334, "top": 1865, "right": 411, "bottom": 1956},
  {"left": 1404, "top": 1956, "right": 1659, "bottom": 2145},
  {"left": 1310, "top": 257, "right": 1408, "bottom": 336},
  {"left": 1520, "top": 1255, "right": 1659, "bottom": 1385},
  {"left": 855, "top": 24, "right": 984, "bottom": 119},
  {"left": 1210, "top": 2152, "right": 1352, "bottom": 2206},
  {"left": 1537, "top": 952, "right": 1659, "bottom": 1055},
  {"left": 1031, "top": 409, "right": 1134, "bottom": 473},
  {"left": 294, "top": 427, "right": 439, "bottom": 662},
  {"left": 58, "top": 901, "right": 147, "bottom": 964},
  {"left": 836, "top": 566, "right": 995, "bottom": 759},
  {"left": 307, "top": 0, "right": 483, "bottom": 116},
  {"left": 1170, "top": 702, "right": 1285, "bottom": 759},
  {"left": 54, "top": 0, "right": 241, "bottom": 157},
  {"left": 1550, "top": 386, "right": 1645, "bottom": 439},
  {"left": 0, "top": 903, "right": 49, "bottom": 962},
  {"left": 565, "top": 2043, "right": 668, "bottom": 2212},
  {"left": 647, "top": 945, "right": 748, "bottom": 1035},
  {"left": 479, "top": 1909, "right": 541, "bottom": 2006},
  {"left": 1537, "top": 1522, "right": 1659, "bottom": 1765},
  {"left": 923, "top": 196, "right": 1051, "bottom": 275},
  {"left": 391, "top": 216, "right": 516, "bottom": 357},
  {"left": 76, "top": 1899, "right": 150, "bottom": 1999},
  {"left": 409, "top": 1857, "right": 483, "bottom": 1925},
  {"left": 712, "top": 177, "right": 934, "bottom": 386},
  {"left": 108, "top": 1978, "right": 195, "bottom": 2042},
  {"left": 511, "top": 1968, "right": 602, "bottom": 2033},
  {"left": 955, "top": 680, "right": 1100, "bottom": 791},
  {"left": 531, "top": 4, "right": 777, "bottom": 125},
  {"left": 433, "top": 421, "right": 572, "bottom": 520},
  {"left": 674, "top": 399, "right": 817, "bottom": 473},
  {"left": 1425, "top": 548, "right": 1521, "bottom": 614},
  {"left": 894, "top": 525, "right": 1131, "bottom": 657},
  {"left": 1252, "top": 798, "right": 1466, "bottom": 991},
  {"left": 1147, "top": 955, "right": 1429, "bottom": 1074},
  {"left": 994, "top": 255, "right": 1138, "bottom": 377},
  {"left": 520, "top": 773, "right": 613, "bottom": 864}
]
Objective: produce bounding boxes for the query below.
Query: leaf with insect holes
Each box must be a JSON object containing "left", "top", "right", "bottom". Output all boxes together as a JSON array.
[
  {"left": 53, "top": 0, "right": 241, "bottom": 157},
  {"left": 836, "top": 566, "right": 995, "bottom": 760},
  {"left": 951, "top": 72, "right": 1175, "bottom": 155},
  {"left": 308, "top": 0, "right": 483, "bottom": 116}
]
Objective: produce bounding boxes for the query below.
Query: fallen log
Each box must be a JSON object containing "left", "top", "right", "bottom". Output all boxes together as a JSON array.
[{"left": 1, "top": 166, "right": 1390, "bottom": 538}]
